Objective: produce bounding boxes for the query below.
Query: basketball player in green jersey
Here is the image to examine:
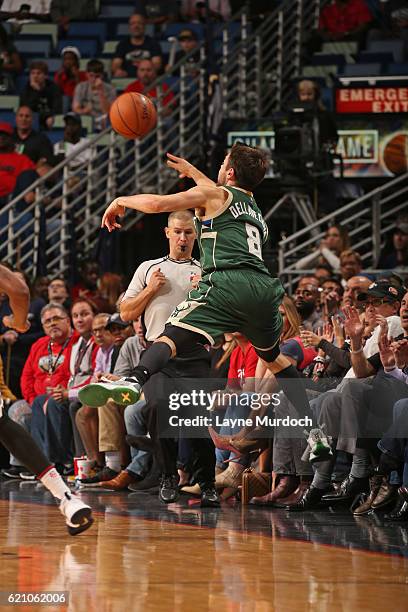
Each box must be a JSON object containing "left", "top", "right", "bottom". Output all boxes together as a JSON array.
[
  {"left": 0, "top": 264, "right": 93, "bottom": 534},
  {"left": 79, "top": 144, "right": 330, "bottom": 460}
]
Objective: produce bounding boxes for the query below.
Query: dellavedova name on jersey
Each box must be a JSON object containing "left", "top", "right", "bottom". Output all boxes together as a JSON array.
[{"left": 229, "top": 200, "right": 268, "bottom": 241}]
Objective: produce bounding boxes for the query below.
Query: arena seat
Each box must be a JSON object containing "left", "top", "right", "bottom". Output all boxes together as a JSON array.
[
  {"left": 102, "top": 40, "right": 119, "bottom": 56},
  {"left": 367, "top": 40, "right": 405, "bottom": 63},
  {"left": 387, "top": 62, "right": 408, "bottom": 75},
  {"left": 100, "top": 4, "right": 135, "bottom": 18},
  {"left": 111, "top": 77, "right": 135, "bottom": 92},
  {"left": 0, "top": 95, "right": 19, "bottom": 110},
  {"left": 311, "top": 53, "right": 346, "bottom": 67},
  {"left": 20, "top": 23, "right": 58, "bottom": 46},
  {"left": 56, "top": 39, "right": 100, "bottom": 58},
  {"left": 47, "top": 129, "right": 65, "bottom": 145},
  {"left": 67, "top": 22, "right": 108, "bottom": 43},
  {"left": 14, "top": 39, "right": 52, "bottom": 58},
  {"left": 301, "top": 65, "right": 338, "bottom": 84},
  {"left": 341, "top": 63, "right": 382, "bottom": 77},
  {"left": 357, "top": 51, "right": 394, "bottom": 65}
]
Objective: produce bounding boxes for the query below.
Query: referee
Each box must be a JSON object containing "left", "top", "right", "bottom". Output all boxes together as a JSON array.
[{"left": 120, "top": 210, "right": 219, "bottom": 507}]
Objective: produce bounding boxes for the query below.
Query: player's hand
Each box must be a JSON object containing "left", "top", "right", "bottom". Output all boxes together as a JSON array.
[
  {"left": 147, "top": 269, "right": 167, "bottom": 293},
  {"left": 166, "top": 152, "right": 195, "bottom": 178},
  {"left": 101, "top": 199, "right": 126, "bottom": 232},
  {"left": 2, "top": 315, "right": 30, "bottom": 333}
]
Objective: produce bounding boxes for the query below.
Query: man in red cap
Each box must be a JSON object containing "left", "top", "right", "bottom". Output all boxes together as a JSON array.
[{"left": 0, "top": 122, "right": 34, "bottom": 200}]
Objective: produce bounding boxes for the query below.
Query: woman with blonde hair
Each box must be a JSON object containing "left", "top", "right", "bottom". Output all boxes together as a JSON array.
[{"left": 295, "top": 224, "right": 349, "bottom": 274}]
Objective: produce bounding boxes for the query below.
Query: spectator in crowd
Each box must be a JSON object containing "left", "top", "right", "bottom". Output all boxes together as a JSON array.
[
  {"left": 294, "top": 277, "right": 325, "bottom": 331},
  {"left": 71, "top": 260, "right": 112, "bottom": 313},
  {"left": 53, "top": 112, "right": 91, "bottom": 172},
  {"left": 4, "top": 302, "right": 77, "bottom": 479},
  {"left": 294, "top": 80, "right": 338, "bottom": 147},
  {"left": 72, "top": 59, "right": 116, "bottom": 132},
  {"left": 180, "top": 0, "right": 231, "bottom": 22},
  {"left": 339, "top": 249, "right": 363, "bottom": 286},
  {"left": 20, "top": 61, "right": 62, "bottom": 130},
  {"left": 125, "top": 59, "right": 175, "bottom": 117},
  {"left": 0, "top": 271, "right": 46, "bottom": 397},
  {"left": 40, "top": 299, "right": 98, "bottom": 467},
  {"left": 320, "top": 277, "right": 344, "bottom": 319},
  {"left": 0, "top": 122, "right": 34, "bottom": 205},
  {"left": 54, "top": 46, "right": 87, "bottom": 99},
  {"left": 0, "top": 2, "right": 50, "bottom": 25},
  {"left": 78, "top": 313, "right": 134, "bottom": 485},
  {"left": 166, "top": 28, "right": 200, "bottom": 75},
  {"left": 314, "top": 264, "right": 333, "bottom": 284},
  {"left": 50, "top": 0, "right": 98, "bottom": 36},
  {"left": 134, "top": 0, "right": 178, "bottom": 26},
  {"left": 318, "top": 0, "right": 373, "bottom": 43},
  {"left": 377, "top": 217, "right": 408, "bottom": 270},
  {"left": 75, "top": 312, "right": 113, "bottom": 467},
  {"left": 112, "top": 13, "right": 163, "bottom": 77},
  {"left": 0, "top": 22, "right": 23, "bottom": 92},
  {"left": 342, "top": 274, "right": 372, "bottom": 308},
  {"left": 32, "top": 276, "right": 50, "bottom": 302},
  {"left": 13, "top": 106, "right": 54, "bottom": 165},
  {"left": 47, "top": 277, "right": 71, "bottom": 310},
  {"left": 98, "top": 273, "right": 125, "bottom": 314},
  {"left": 295, "top": 224, "right": 349, "bottom": 274}
]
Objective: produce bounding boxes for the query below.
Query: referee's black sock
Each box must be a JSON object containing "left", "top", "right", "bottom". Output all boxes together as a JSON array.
[
  {"left": 130, "top": 342, "right": 173, "bottom": 385},
  {"left": 274, "top": 365, "right": 316, "bottom": 426}
]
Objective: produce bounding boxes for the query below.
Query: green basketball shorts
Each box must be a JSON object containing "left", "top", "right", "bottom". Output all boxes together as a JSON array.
[{"left": 167, "top": 269, "right": 285, "bottom": 350}]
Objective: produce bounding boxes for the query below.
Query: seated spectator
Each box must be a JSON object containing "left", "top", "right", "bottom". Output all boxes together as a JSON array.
[
  {"left": 0, "top": 2, "right": 50, "bottom": 26},
  {"left": 342, "top": 274, "right": 372, "bottom": 308},
  {"left": 294, "top": 80, "right": 338, "bottom": 147},
  {"left": 50, "top": 0, "right": 98, "bottom": 36},
  {"left": 32, "top": 276, "right": 50, "bottom": 302},
  {"left": 54, "top": 46, "right": 87, "bottom": 99},
  {"left": 314, "top": 264, "right": 333, "bottom": 284},
  {"left": 320, "top": 277, "right": 344, "bottom": 319},
  {"left": 98, "top": 273, "right": 125, "bottom": 314},
  {"left": 5, "top": 302, "right": 77, "bottom": 478},
  {"left": 72, "top": 59, "right": 116, "bottom": 132},
  {"left": 134, "top": 0, "right": 178, "bottom": 27},
  {"left": 377, "top": 217, "right": 408, "bottom": 270},
  {"left": 0, "top": 270, "right": 46, "bottom": 397},
  {"left": 166, "top": 28, "right": 200, "bottom": 75},
  {"left": 295, "top": 224, "right": 349, "bottom": 274},
  {"left": 0, "top": 122, "right": 34, "bottom": 206},
  {"left": 112, "top": 13, "right": 163, "bottom": 77},
  {"left": 77, "top": 313, "right": 135, "bottom": 485},
  {"left": 41, "top": 299, "right": 98, "bottom": 465},
  {"left": 318, "top": 0, "right": 373, "bottom": 43},
  {"left": 125, "top": 59, "right": 175, "bottom": 117},
  {"left": 71, "top": 259, "right": 112, "bottom": 313},
  {"left": 0, "top": 22, "right": 23, "bottom": 92},
  {"left": 13, "top": 106, "right": 54, "bottom": 164},
  {"left": 75, "top": 312, "right": 113, "bottom": 467},
  {"left": 53, "top": 112, "right": 91, "bottom": 172},
  {"left": 180, "top": 0, "right": 231, "bottom": 22},
  {"left": 20, "top": 61, "right": 63, "bottom": 130},
  {"left": 339, "top": 249, "right": 363, "bottom": 287},
  {"left": 48, "top": 277, "right": 71, "bottom": 310},
  {"left": 294, "top": 277, "right": 325, "bottom": 331}
]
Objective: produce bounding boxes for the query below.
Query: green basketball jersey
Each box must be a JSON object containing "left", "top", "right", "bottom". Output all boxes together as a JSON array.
[{"left": 195, "top": 186, "right": 269, "bottom": 275}]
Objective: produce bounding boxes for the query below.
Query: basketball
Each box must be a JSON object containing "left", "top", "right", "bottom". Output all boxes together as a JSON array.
[
  {"left": 382, "top": 133, "right": 408, "bottom": 175},
  {"left": 109, "top": 92, "right": 157, "bottom": 139}
]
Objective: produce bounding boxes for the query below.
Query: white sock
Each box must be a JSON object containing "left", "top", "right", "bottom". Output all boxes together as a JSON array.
[
  {"left": 39, "top": 467, "right": 71, "bottom": 501},
  {"left": 105, "top": 452, "right": 121, "bottom": 473}
]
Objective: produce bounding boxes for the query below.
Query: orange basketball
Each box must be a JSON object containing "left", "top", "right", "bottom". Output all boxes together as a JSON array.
[
  {"left": 109, "top": 92, "right": 157, "bottom": 139},
  {"left": 382, "top": 133, "right": 408, "bottom": 175}
]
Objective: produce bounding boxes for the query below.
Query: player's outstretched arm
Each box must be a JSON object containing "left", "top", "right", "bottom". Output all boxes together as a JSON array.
[
  {"left": 0, "top": 264, "right": 31, "bottom": 333},
  {"left": 166, "top": 153, "right": 216, "bottom": 187},
  {"left": 102, "top": 186, "right": 221, "bottom": 232}
]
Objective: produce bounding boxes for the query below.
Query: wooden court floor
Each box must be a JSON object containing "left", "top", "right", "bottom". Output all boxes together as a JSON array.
[{"left": 0, "top": 481, "right": 407, "bottom": 612}]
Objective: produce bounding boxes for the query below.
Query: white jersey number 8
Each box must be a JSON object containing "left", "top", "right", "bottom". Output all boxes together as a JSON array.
[{"left": 245, "top": 223, "right": 262, "bottom": 259}]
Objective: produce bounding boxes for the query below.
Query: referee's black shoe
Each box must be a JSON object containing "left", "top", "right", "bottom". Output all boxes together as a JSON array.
[
  {"left": 200, "top": 486, "right": 221, "bottom": 508},
  {"left": 159, "top": 474, "right": 179, "bottom": 503}
]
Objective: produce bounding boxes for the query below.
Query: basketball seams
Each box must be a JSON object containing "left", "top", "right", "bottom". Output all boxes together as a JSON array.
[
  {"left": 129, "top": 92, "right": 143, "bottom": 137},
  {"left": 117, "top": 98, "right": 139, "bottom": 137}
]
